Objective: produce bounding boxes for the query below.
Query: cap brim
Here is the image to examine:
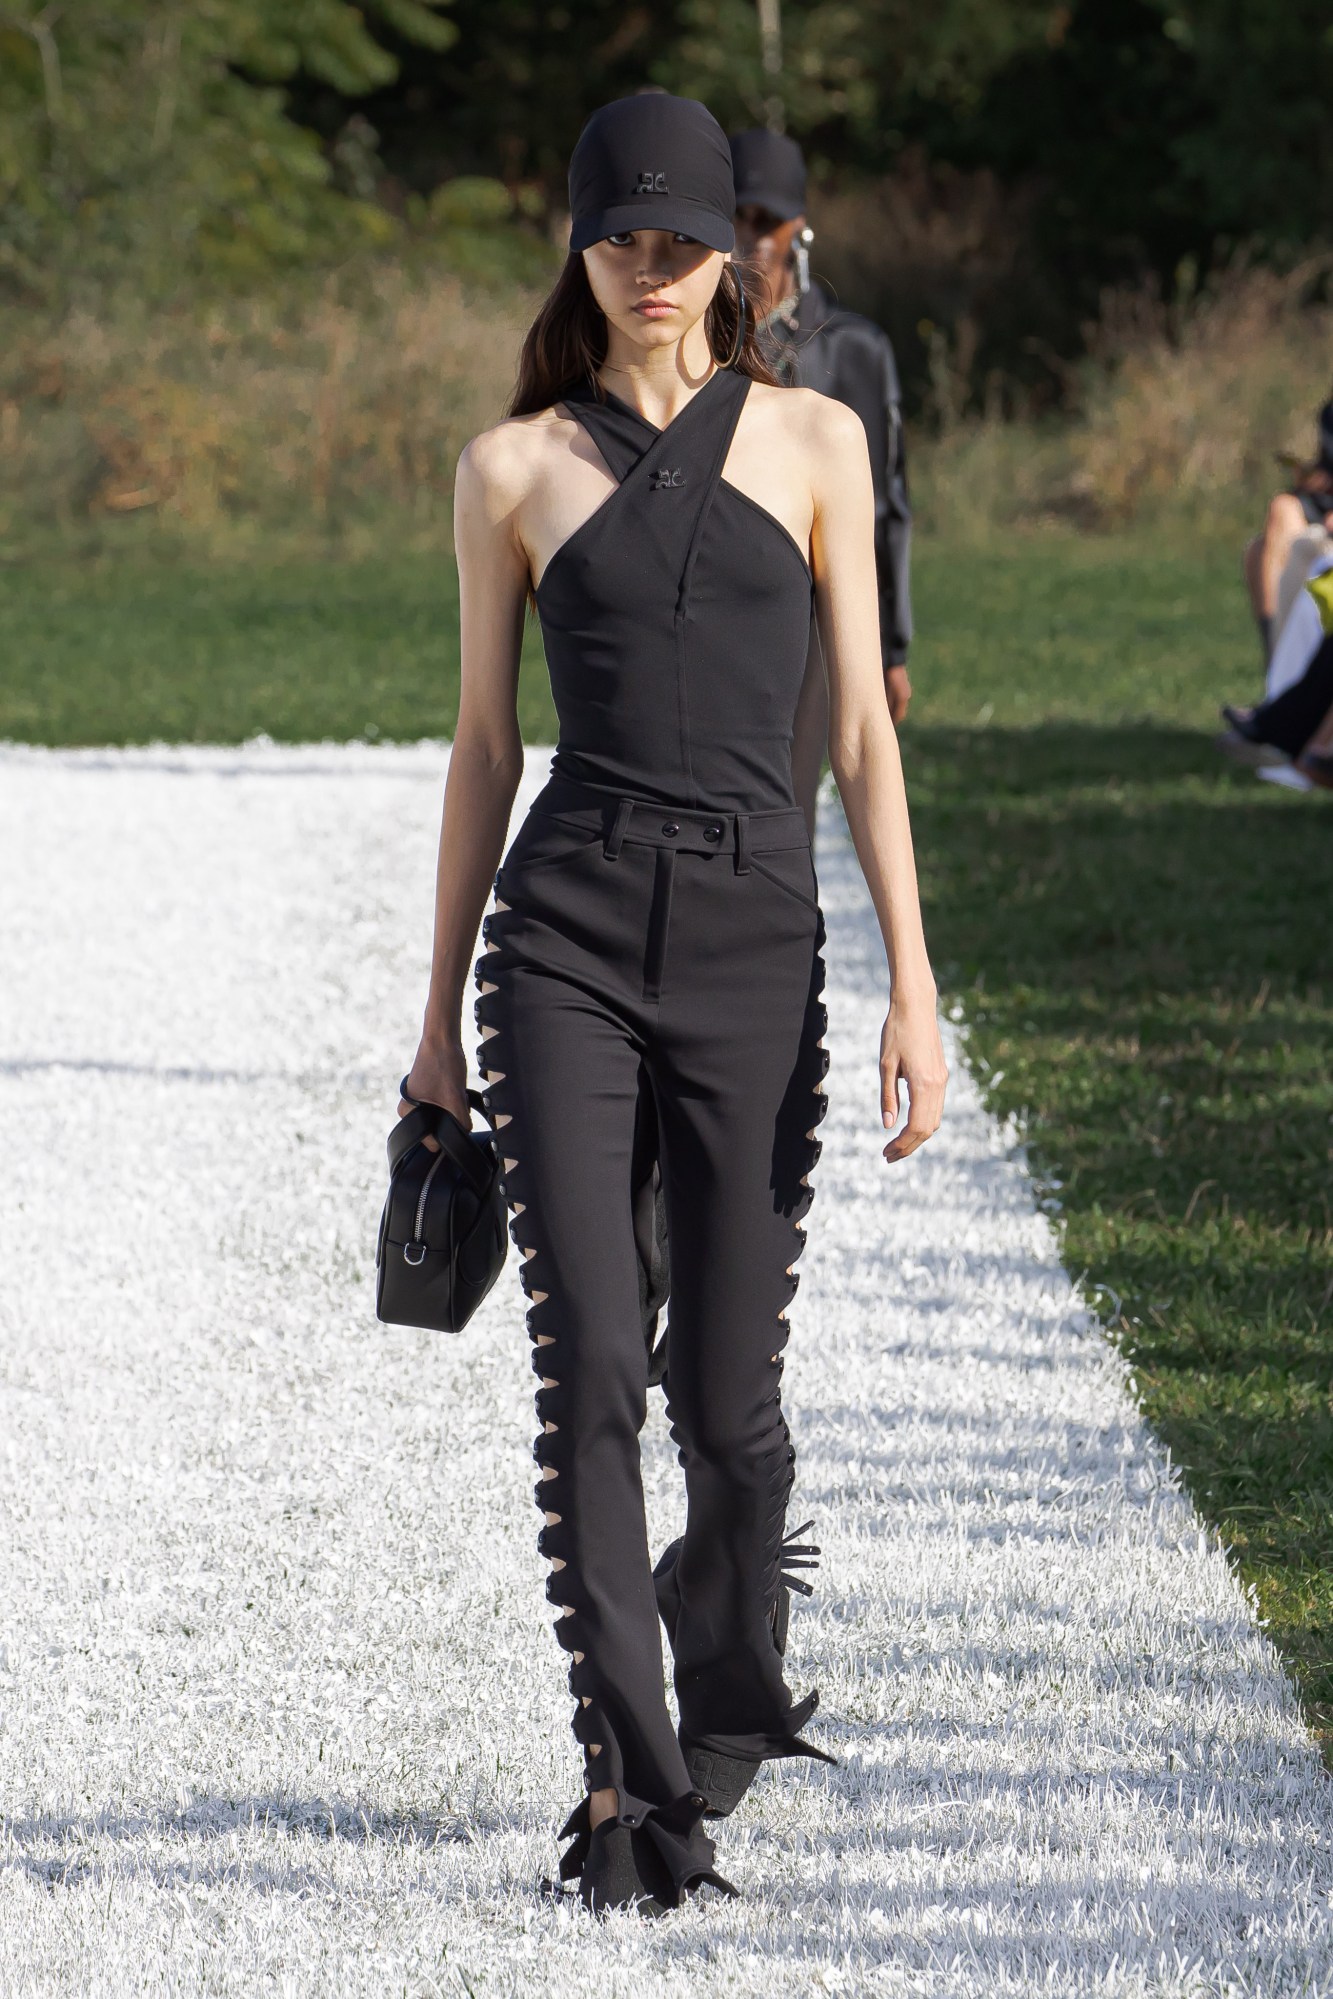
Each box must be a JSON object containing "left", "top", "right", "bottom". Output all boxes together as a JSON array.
[
  {"left": 571, "top": 199, "right": 734, "bottom": 254},
  {"left": 733, "top": 187, "right": 805, "bottom": 221}
]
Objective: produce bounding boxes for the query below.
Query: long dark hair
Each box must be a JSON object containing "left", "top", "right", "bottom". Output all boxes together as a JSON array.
[{"left": 508, "top": 253, "right": 779, "bottom": 417}]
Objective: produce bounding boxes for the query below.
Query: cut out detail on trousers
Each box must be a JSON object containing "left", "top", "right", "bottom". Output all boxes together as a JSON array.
[{"left": 470, "top": 878, "right": 831, "bottom": 1803}]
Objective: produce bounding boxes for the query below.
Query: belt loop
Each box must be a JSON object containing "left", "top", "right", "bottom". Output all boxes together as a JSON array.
[
  {"left": 604, "top": 796, "right": 634, "bottom": 860},
  {"left": 734, "top": 811, "right": 752, "bottom": 875}
]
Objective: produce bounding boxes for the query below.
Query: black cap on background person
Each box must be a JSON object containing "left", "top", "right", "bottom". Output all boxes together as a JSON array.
[
  {"left": 730, "top": 128, "right": 812, "bottom": 323},
  {"left": 730, "top": 129, "right": 807, "bottom": 224},
  {"left": 568, "top": 94, "right": 736, "bottom": 254}
]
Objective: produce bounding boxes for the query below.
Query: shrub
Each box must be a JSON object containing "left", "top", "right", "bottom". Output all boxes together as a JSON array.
[
  {"left": 1072, "top": 258, "right": 1333, "bottom": 523},
  {"left": 0, "top": 263, "right": 540, "bottom": 560},
  {"left": 915, "top": 257, "right": 1333, "bottom": 538}
]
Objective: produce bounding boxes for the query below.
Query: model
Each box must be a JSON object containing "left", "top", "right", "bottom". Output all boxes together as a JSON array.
[{"left": 401, "top": 91, "right": 948, "bottom": 1918}]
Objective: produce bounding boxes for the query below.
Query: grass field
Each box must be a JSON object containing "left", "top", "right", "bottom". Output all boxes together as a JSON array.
[
  {"left": 903, "top": 538, "right": 1333, "bottom": 1757},
  {"left": 4, "top": 528, "right": 1330, "bottom": 1754},
  {"left": 0, "top": 555, "right": 548, "bottom": 746}
]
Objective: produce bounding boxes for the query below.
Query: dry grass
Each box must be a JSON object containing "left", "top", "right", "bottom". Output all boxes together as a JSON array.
[
  {"left": 3, "top": 251, "right": 1329, "bottom": 561},
  {"left": 0, "top": 266, "right": 537, "bottom": 559},
  {"left": 916, "top": 259, "right": 1333, "bottom": 539},
  {"left": 813, "top": 149, "right": 1040, "bottom": 398},
  {"left": 1072, "top": 258, "right": 1333, "bottom": 522}
]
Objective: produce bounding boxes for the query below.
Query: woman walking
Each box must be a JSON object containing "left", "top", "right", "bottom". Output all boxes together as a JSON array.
[{"left": 401, "top": 92, "right": 947, "bottom": 1916}]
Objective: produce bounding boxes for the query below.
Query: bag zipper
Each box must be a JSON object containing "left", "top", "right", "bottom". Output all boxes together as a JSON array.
[{"left": 409, "top": 1148, "right": 446, "bottom": 1256}]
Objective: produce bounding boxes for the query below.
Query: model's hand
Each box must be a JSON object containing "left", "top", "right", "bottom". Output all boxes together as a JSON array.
[
  {"left": 885, "top": 663, "right": 912, "bottom": 725},
  {"left": 880, "top": 997, "right": 947, "bottom": 1163},
  {"left": 399, "top": 1033, "right": 471, "bottom": 1151}
]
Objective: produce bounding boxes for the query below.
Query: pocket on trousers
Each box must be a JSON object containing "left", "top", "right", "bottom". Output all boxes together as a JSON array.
[
  {"left": 750, "top": 847, "right": 820, "bottom": 913},
  {"left": 499, "top": 815, "right": 605, "bottom": 884}
]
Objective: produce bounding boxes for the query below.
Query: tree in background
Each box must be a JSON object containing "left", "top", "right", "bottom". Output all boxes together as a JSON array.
[
  {"left": 3, "top": 0, "right": 1328, "bottom": 378},
  {"left": 958, "top": 0, "right": 1332, "bottom": 292},
  {"left": 289, "top": 0, "right": 686, "bottom": 207},
  {"left": 0, "top": 0, "right": 455, "bottom": 296},
  {"left": 655, "top": 0, "right": 1055, "bottom": 149},
  {"left": 660, "top": 0, "right": 1332, "bottom": 280},
  {"left": 657, "top": 0, "right": 1332, "bottom": 394}
]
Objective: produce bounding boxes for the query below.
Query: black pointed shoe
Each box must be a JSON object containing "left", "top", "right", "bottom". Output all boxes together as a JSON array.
[
  {"left": 579, "top": 1818, "right": 673, "bottom": 1918},
  {"left": 674, "top": 1691, "right": 838, "bottom": 1820},
  {"left": 652, "top": 1520, "right": 822, "bottom": 1661},
  {"left": 676, "top": 1744, "right": 764, "bottom": 1820},
  {"left": 651, "top": 1527, "right": 835, "bottom": 1820},
  {"left": 551, "top": 1794, "right": 738, "bottom": 1917}
]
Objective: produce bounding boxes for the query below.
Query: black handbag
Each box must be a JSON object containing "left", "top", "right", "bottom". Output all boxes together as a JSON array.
[{"left": 375, "top": 1076, "right": 508, "bottom": 1332}]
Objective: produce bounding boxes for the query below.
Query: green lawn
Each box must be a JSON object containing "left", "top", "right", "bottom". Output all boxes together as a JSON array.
[
  {"left": 908, "top": 535, "right": 1333, "bottom": 1755},
  {"left": 4, "top": 530, "right": 1331, "bottom": 1752},
  {"left": 0, "top": 556, "right": 549, "bottom": 746}
]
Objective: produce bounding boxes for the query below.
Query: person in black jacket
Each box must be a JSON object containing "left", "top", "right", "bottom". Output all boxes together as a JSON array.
[
  {"left": 730, "top": 127, "right": 913, "bottom": 729},
  {"left": 637, "top": 131, "right": 918, "bottom": 1388}
]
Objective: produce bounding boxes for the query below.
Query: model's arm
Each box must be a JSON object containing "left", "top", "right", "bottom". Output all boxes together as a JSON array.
[
  {"left": 402, "top": 427, "right": 531, "bottom": 1131},
  {"left": 806, "top": 395, "right": 946, "bottom": 1162}
]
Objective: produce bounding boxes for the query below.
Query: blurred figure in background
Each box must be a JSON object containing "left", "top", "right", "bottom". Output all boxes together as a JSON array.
[
  {"left": 640, "top": 131, "right": 919, "bottom": 1393},
  {"left": 1244, "top": 394, "right": 1333, "bottom": 666},
  {"left": 1222, "top": 626, "right": 1333, "bottom": 789},
  {"left": 730, "top": 129, "right": 913, "bottom": 749},
  {"left": 639, "top": 130, "right": 918, "bottom": 1393},
  {"left": 1221, "top": 425, "right": 1333, "bottom": 784}
]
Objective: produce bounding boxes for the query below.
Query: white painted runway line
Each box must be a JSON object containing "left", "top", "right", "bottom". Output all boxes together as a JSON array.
[{"left": 1, "top": 741, "right": 1329, "bottom": 1998}]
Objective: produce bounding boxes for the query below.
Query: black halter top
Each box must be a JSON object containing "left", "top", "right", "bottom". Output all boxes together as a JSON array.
[{"left": 533, "top": 367, "right": 815, "bottom": 813}]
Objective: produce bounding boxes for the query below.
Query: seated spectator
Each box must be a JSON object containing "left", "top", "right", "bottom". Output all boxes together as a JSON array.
[
  {"left": 1244, "top": 396, "right": 1333, "bottom": 664},
  {"left": 1264, "top": 546, "right": 1333, "bottom": 705},
  {"left": 1220, "top": 542, "right": 1333, "bottom": 769},
  {"left": 1222, "top": 619, "right": 1333, "bottom": 789},
  {"left": 1273, "top": 520, "right": 1333, "bottom": 646}
]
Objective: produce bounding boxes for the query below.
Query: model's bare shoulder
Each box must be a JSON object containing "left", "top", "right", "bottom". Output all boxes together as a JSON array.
[
  {"left": 744, "top": 380, "right": 823, "bottom": 432},
  {"left": 748, "top": 381, "right": 861, "bottom": 465},
  {"left": 797, "top": 391, "right": 873, "bottom": 511},
  {"left": 803, "top": 388, "right": 868, "bottom": 460},
  {"left": 737, "top": 380, "right": 818, "bottom": 475},
  {"left": 456, "top": 409, "right": 563, "bottom": 521}
]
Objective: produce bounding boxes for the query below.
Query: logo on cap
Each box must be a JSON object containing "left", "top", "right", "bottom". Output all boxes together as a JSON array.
[{"left": 633, "top": 171, "right": 670, "bottom": 195}]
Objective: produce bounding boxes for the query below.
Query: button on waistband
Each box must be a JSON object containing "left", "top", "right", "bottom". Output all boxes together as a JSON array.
[
  {"left": 661, "top": 820, "right": 680, "bottom": 836},
  {"left": 703, "top": 823, "right": 722, "bottom": 842}
]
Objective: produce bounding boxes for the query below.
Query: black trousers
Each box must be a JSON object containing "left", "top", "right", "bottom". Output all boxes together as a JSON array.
[
  {"left": 632, "top": 816, "right": 824, "bottom": 1381},
  {"left": 1252, "top": 630, "right": 1333, "bottom": 757},
  {"left": 472, "top": 774, "right": 829, "bottom": 1846}
]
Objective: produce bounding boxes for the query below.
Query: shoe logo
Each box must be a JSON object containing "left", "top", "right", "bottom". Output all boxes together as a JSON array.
[
  {"left": 634, "top": 170, "right": 670, "bottom": 195},
  {"left": 650, "top": 467, "right": 686, "bottom": 490}
]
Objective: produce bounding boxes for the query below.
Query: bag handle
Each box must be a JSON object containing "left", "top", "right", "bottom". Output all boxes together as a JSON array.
[{"left": 391, "top": 1074, "right": 498, "bottom": 1195}]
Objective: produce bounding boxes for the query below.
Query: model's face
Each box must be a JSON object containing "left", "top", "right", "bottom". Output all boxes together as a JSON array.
[
  {"left": 582, "top": 230, "right": 726, "bottom": 353},
  {"left": 734, "top": 204, "right": 804, "bottom": 303}
]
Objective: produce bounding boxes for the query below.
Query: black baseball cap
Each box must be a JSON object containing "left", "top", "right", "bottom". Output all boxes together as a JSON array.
[
  {"left": 568, "top": 94, "right": 736, "bottom": 255},
  {"left": 729, "top": 129, "right": 807, "bottom": 221}
]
